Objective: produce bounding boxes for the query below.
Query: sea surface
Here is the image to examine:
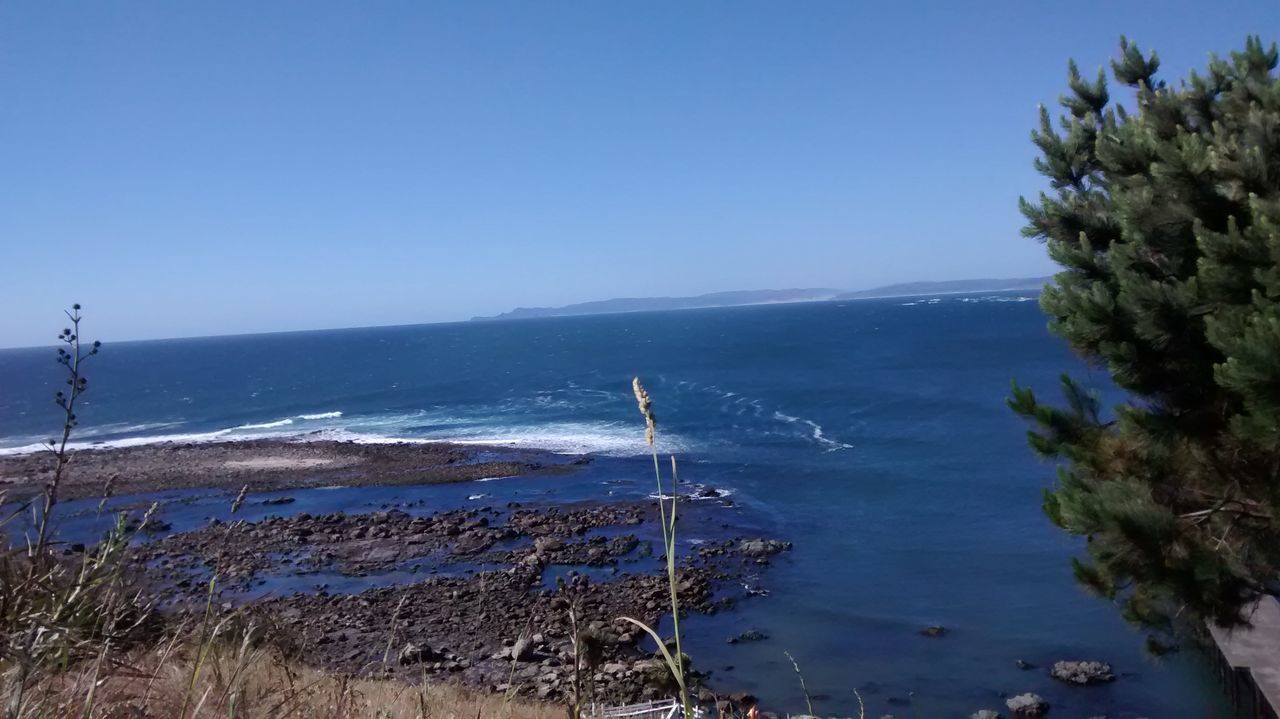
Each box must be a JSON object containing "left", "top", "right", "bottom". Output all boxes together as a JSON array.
[{"left": 0, "top": 294, "right": 1229, "bottom": 717}]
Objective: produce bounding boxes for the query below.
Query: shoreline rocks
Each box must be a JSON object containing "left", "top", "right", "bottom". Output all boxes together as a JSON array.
[{"left": 128, "top": 498, "right": 786, "bottom": 707}]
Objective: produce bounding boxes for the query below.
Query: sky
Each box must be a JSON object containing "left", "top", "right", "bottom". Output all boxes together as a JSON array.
[{"left": 2, "top": 1, "right": 1278, "bottom": 347}]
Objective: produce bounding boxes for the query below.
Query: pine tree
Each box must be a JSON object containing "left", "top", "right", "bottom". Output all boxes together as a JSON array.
[{"left": 1011, "top": 36, "right": 1280, "bottom": 643}]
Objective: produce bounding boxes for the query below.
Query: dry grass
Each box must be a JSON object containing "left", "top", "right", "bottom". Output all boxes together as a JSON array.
[{"left": 24, "top": 642, "right": 561, "bottom": 719}]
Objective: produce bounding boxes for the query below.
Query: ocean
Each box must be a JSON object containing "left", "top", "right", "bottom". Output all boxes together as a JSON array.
[{"left": 0, "top": 294, "right": 1228, "bottom": 717}]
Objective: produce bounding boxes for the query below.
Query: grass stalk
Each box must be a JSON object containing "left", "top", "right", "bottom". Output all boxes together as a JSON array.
[{"left": 622, "top": 378, "right": 692, "bottom": 718}]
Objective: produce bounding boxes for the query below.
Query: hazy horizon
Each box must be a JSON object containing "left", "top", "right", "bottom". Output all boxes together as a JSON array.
[
  {"left": 0, "top": 274, "right": 1046, "bottom": 349},
  {"left": 4, "top": 2, "right": 1277, "bottom": 347}
]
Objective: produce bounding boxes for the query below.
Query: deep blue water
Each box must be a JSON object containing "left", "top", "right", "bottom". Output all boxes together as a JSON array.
[{"left": 0, "top": 295, "right": 1228, "bottom": 717}]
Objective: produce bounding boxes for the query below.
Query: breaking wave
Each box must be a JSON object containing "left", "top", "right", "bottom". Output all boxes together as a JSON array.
[{"left": 0, "top": 408, "right": 684, "bottom": 459}]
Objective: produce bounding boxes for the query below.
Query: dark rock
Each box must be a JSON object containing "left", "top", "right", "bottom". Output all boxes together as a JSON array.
[
  {"left": 920, "top": 625, "right": 947, "bottom": 637},
  {"left": 727, "top": 629, "right": 769, "bottom": 644},
  {"left": 737, "top": 539, "right": 791, "bottom": 558}
]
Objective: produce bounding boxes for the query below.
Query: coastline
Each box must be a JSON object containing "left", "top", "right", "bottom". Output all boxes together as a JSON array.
[
  {"left": 0, "top": 437, "right": 590, "bottom": 501},
  {"left": 0, "top": 436, "right": 786, "bottom": 708}
]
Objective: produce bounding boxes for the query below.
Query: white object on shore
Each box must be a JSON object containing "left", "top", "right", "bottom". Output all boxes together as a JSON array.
[{"left": 590, "top": 699, "right": 703, "bottom": 719}]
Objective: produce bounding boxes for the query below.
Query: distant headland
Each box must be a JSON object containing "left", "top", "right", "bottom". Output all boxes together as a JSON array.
[{"left": 472, "top": 276, "right": 1051, "bottom": 321}]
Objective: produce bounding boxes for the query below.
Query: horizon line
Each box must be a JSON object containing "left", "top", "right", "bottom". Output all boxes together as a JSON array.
[{"left": 0, "top": 276, "right": 1051, "bottom": 351}]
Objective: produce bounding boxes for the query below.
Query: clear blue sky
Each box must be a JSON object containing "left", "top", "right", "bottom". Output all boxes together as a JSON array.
[{"left": 2, "top": 1, "right": 1277, "bottom": 346}]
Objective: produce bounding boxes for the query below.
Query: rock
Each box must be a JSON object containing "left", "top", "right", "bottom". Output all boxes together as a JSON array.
[
  {"left": 1015, "top": 659, "right": 1035, "bottom": 670},
  {"left": 1050, "top": 660, "right": 1114, "bottom": 685},
  {"left": 972, "top": 711, "right": 1003, "bottom": 719},
  {"left": 920, "top": 625, "right": 947, "bottom": 637},
  {"left": 511, "top": 636, "right": 535, "bottom": 662},
  {"left": 398, "top": 642, "right": 442, "bottom": 665},
  {"left": 737, "top": 539, "right": 791, "bottom": 557},
  {"left": 1005, "top": 693, "right": 1048, "bottom": 716},
  {"left": 534, "top": 537, "right": 565, "bottom": 554},
  {"left": 727, "top": 629, "right": 769, "bottom": 644},
  {"left": 602, "top": 662, "right": 627, "bottom": 675}
]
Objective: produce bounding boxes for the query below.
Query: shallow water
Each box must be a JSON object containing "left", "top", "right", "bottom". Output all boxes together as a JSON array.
[{"left": 0, "top": 295, "right": 1231, "bottom": 717}]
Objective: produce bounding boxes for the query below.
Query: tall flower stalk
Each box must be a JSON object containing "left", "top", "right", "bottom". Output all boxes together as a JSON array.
[{"left": 619, "top": 378, "right": 691, "bottom": 717}]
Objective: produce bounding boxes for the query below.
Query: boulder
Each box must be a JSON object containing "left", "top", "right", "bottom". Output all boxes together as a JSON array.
[
  {"left": 727, "top": 628, "right": 770, "bottom": 644},
  {"left": 1050, "top": 660, "right": 1114, "bottom": 685},
  {"left": 1005, "top": 693, "right": 1048, "bottom": 716},
  {"left": 397, "top": 642, "right": 442, "bottom": 665},
  {"left": 737, "top": 539, "right": 791, "bottom": 558},
  {"left": 510, "top": 636, "right": 534, "bottom": 662},
  {"left": 534, "top": 537, "right": 565, "bottom": 554},
  {"left": 972, "top": 711, "right": 1003, "bottom": 719}
]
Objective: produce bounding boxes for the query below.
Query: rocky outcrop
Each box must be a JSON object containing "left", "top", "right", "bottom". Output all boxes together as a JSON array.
[
  {"left": 133, "top": 500, "right": 788, "bottom": 707},
  {"left": 1050, "top": 659, "right": 1114, "bottom": 685},
  {"left": 1005, "top": 693, "right": 1048, "bottom": 716},
  {"left": 727, "top": 629, "right": 768, "bottom": 644},
  {"left": 737, "top": 539, "right": 792, "bottom": 558}
]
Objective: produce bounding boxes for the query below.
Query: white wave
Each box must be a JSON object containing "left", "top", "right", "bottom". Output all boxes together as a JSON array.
[
  {"left": 646, "top": 483, "right": 733, "bottom": 501},
  {"left": 0, "top": 410, "right": 349, "bottom": 456},
  {"left": 233, "top": 418, "right": 294, "bottom": 430},
  {"left": 773, "top": 411, "right": 852, "bottom": 452},
  {"left": 804, "top": 419, "right": 853, "bottom": 452},
  {"left": 0, "top": 405, "right": 681, "bottom": 458},
  {"left": 0, "top": 428, "right": 242, "bottom": 456},
  {"left": 234, "top": 410, "right": 345, "bottom": 430},
  {"left": 0, "top": 441, "right": 54, "bottom": 456},
  {"left": 296, "top": 411, "right": 343, "bottom": 420},
  {"left": 427, "top": 421, "right": 689, "bottom": 457}
]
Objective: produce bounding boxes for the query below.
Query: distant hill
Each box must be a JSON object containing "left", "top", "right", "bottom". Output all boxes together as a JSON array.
[
  {"left": 472, "top": 288, "right": 842, "bottom": 321},
  {"left": 834, "top": 276, "right": 1051, "bottom": 300},
  {"left": 472, "top": 277, "right": 1051, "bottom": 321}
]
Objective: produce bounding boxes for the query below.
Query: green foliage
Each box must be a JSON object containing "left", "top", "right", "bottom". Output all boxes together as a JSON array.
[{"left": 1012, "top": 36, "right": 1280, "bottom": 640}]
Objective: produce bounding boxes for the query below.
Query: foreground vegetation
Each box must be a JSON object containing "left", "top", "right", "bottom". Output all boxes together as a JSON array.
[
  {"left": 1012, "top": 36, "right": 1280, "bottom": 645},
  {"left": 26, "top": 644, "right": 560, "bottom": 719}
]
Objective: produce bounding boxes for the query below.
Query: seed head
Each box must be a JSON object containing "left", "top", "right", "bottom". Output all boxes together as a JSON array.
[
  {"left": 139, "top": 502, "right": 159, "bottom": 531},
  {"left": 230, "top": 484, "right": 249, "bottom": 514},
  {"left": 632, "top": 377, "right": 657, "bottom": 447}
]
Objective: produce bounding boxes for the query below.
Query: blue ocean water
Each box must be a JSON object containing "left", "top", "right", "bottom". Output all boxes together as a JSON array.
[{"left": 0, "top": 295, "right": 1228, "bottom": 717}]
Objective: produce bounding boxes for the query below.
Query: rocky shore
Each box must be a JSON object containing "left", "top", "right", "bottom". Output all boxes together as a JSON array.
[
  {"left": 0, "top": 438, "right": 583, "bottom": 500},
  {"left": 122, "top": 493, "right": 789, "bottom": 705}
]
